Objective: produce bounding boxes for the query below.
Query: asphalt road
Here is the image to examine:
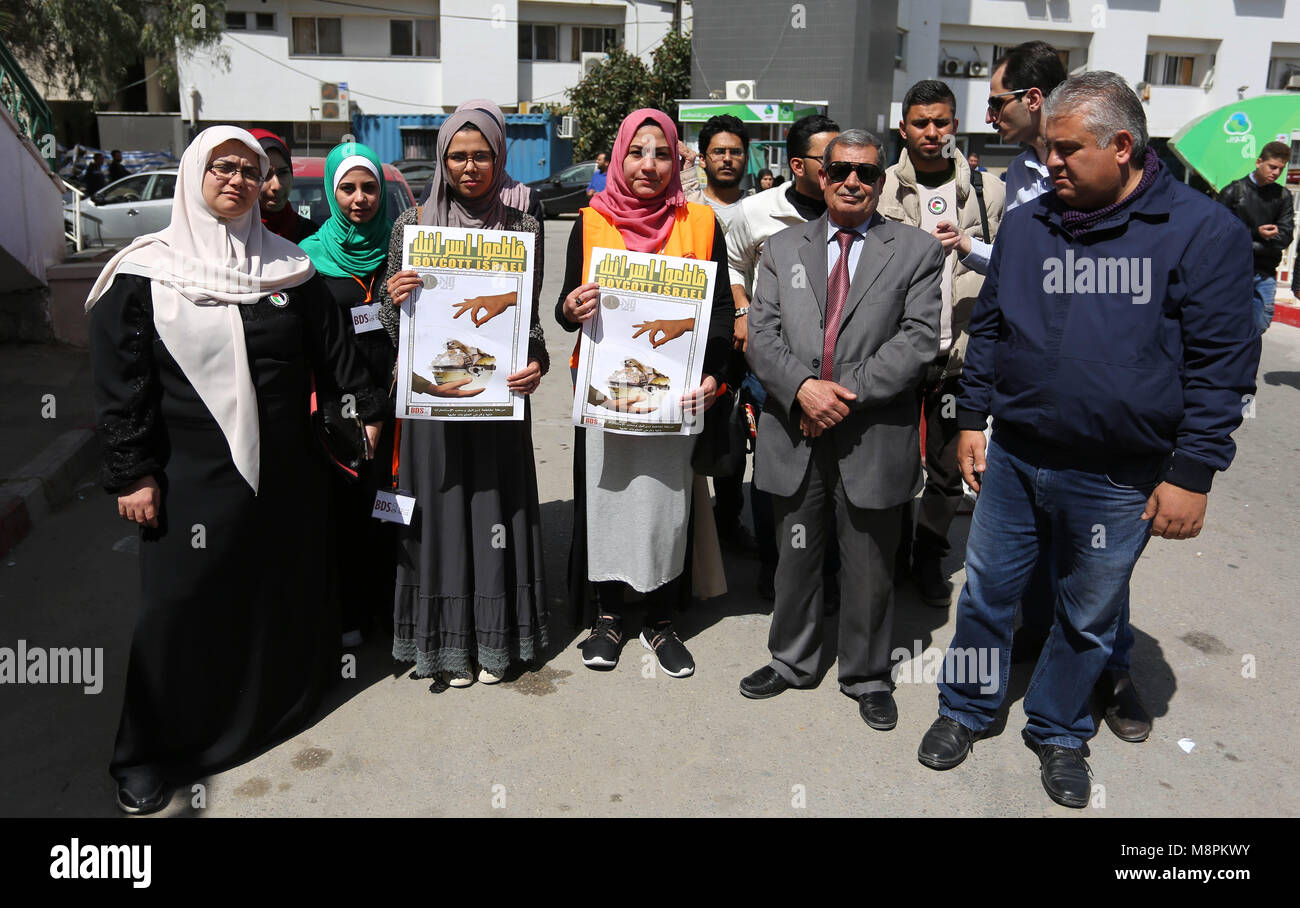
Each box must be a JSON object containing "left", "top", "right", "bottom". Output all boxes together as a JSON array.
[{"left": 2, "top": 214, "right": 1297, "bottom": 817}]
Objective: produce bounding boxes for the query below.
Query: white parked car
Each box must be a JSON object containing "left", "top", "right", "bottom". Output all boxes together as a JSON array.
[{"left": 65, "top": 170, "right": 178, "bottom": 246}]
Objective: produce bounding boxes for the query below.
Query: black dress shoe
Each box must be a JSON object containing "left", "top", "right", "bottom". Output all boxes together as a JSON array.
[
  {"left": 1022, "top": 731, "right": 1092, "bottom": 809},
  {"left": 740, "top": 665, "right": 791, "bottom": 699},
  {"left": 1095, "top": 669, "right": 1152, "bottom": 743},
  {"left": 917, "top": 715, "right": 977, "bottom": 770},
  {"left": 115, "top": 772, "right": 173, "bottom": 816},
  {"left": 857, "top": 691, "right": 898, "bottom": 730},
  {"left": 910, "top": 553, "right": 953, "bottom": 607}
]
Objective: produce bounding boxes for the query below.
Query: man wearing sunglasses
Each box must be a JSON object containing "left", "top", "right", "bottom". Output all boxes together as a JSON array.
[
  {"left": 742, "top": 130, "right": 943, "bottom": 733},
  {"left": 879, "top": 79, "right": 1006, "bottom": 611}
]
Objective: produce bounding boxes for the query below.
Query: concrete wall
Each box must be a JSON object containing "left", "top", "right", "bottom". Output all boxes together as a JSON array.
[
  {"left": 0, "top": 104, "right": 64, "bottom": 293},
  {"left": 690, "top": 0, "right": 898, "bottom": 134}
]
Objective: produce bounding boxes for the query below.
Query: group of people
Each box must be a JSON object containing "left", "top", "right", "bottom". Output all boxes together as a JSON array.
[
  {"left": 75, "top": 148, "right": 130, "bottom": 195},
  {"left": 90, "top": 38, "right": 1265, "bottom": 815}
]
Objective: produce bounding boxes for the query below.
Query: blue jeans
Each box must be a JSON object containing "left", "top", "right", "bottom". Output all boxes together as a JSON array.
[
  {"left": 1021, "top": 551, "right": 1134, "bottom": 670},
  {"left": 937, "top": 431, "right": 1157, "bottom": 748},
  {"left": 1253, "top": 274, "right": 1276, "bottom": 335}
]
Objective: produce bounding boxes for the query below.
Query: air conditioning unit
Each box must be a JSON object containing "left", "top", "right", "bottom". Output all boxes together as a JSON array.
[
  {"left": 1201, "top": 66, "right": 1215, "bottom": 91},
  {"left": 581, "top": 52, "right": 608, "bottom": 76},
  {"left": 725, "top": 80, "right": 757, "bottom": 101},
  {"left": 319, "top": 82, "right": 349, "bottom": 121},
  {"left": 557, "top": 115, "right": 576, "bottom": 139},
  {"left": 1287, "top": 73, "right": 1300, "bottom": 90},
  {"left": 967, "top": 61, "right": 990, "bottom": 78},
  {"left": 941, "top": 59, "right": 964, "bottom": 77}
]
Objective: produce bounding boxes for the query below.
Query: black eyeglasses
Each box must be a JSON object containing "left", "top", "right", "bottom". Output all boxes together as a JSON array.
[
  {"left": 824, "top": 160, "right": 883, "bottom": 184},
  {"left": 987, "top": 88, "right": 1031, "bottom": 115},
  {"left": 208, "top": 160, "right": 264, "bottom": 184}
]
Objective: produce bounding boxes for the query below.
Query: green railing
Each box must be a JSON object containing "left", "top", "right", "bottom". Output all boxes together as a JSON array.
[{"left": 0, "top": 35, "right": 55, "bottom": 170}]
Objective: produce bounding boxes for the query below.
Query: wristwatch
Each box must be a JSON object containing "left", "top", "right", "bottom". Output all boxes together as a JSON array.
[{"left": 734, "top": 307, "right": 750, "bottom": 317}]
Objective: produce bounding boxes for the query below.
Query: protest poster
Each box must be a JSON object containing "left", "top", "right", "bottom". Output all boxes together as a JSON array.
[
  {"left": 571, "top": 247, "right": 716, "bottom": 436},
  {"left": 395, "top": 224, "right": 535, "bottom": 420}
]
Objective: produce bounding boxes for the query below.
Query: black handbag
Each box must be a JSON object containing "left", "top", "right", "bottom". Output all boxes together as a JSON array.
[
  {"left": 692, "top": 383, "right": 755, "bottom": 477},
  {"left": 310, "top": 372, "right": 367, "bottom": 481}
]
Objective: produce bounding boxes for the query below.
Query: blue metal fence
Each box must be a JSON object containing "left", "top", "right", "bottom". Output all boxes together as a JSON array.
[{"left": 351, "top": 112, "right": 573, "bottom": 184}]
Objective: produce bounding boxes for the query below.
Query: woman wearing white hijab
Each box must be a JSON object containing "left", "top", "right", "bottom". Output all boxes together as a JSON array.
[{"left": 87, "top": 126, "right": 386, "bottom": 814}]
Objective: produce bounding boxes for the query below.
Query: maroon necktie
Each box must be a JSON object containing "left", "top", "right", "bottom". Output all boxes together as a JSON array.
[{"left": 822, "top": 229, "right": 856, "bottom": 380}]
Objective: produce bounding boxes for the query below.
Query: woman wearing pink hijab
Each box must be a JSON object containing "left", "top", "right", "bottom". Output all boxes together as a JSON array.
[{"left": 555, "top": 109, "right": 735, "bottom": 679}]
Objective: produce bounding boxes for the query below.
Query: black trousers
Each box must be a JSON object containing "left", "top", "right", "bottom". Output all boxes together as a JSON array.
[
  {"left": 768, "top": 440, "right": 900, "bottom": 695},
  {"left": 899, "top": 368, "right": 964, "bottom": 569}
]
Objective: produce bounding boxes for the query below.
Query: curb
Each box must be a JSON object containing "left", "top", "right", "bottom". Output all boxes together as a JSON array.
[
  {"left": 1273, "top": 304, "right": 1300, "bottom": 329},
  {"left": 0, "top": 428, "right": 100, "bottom": 559}
]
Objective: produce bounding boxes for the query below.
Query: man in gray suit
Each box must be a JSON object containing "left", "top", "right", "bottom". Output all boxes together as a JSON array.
[{"left": 740, "top": 129, "right": 944, "bottom": 729}]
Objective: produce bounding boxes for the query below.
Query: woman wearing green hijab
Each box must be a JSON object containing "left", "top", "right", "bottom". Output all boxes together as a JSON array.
[{"left": 300, "top": 142, "right": 397, "bottom": 648}]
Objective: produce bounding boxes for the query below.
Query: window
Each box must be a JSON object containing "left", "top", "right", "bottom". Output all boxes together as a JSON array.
[
  {"left": 99, "top": 175, "right": 150, "bottom": 203},
  {"left": 226, "top": 11, "right": 247, "bottom": 30},
  {"left": 391, "top": 19, "right": 438, "bottom": 57},
  {"left": 1143, "top": 53, "right": 1158, "bottom": 84},
  {"left": 292, "top": 17, "right": 342, "bottom": 55},
  {"left": 570, "top": 26, "right": 619, "bottom": 60},
  {"left": 401, "top": 129, "right": 439, "bottom": 160},
  {"left": 1162, "top": 55, "right": 1194, "bottom": 85},
  {"left": 896, "top": 29, "right": 907, "bottom": 70},
  {"left": 519, "top": 24, "right": 558, "bottom": 61},
  {"left": 146, "top": 174, "right": 176, "bottom": 201},
  {"left": 256, "top": 13, "right": 275, "bottom": 31}
]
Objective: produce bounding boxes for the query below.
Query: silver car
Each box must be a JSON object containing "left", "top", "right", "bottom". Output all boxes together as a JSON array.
[{"left": 65, "top": 170, "right": 178, "bottom": 246}]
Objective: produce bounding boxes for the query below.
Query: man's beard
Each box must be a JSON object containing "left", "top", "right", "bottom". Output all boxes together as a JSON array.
[{"left": 706, "top": 167, "right": 742, "bottom": 189}]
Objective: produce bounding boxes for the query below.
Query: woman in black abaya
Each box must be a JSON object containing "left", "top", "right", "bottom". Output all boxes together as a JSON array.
[{"left": 87, "top": 126, "right": 385, "bottom": 814}]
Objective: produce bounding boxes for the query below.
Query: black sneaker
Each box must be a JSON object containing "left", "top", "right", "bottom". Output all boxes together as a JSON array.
[
  {"left": 579, "top": 614, "right": 623, "bottom": 670},
  {"left": 640, "top": 622, "right": 695, "bottom": 677}
]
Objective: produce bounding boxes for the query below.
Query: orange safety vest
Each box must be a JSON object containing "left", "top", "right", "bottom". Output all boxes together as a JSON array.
[{"left": 569, "top": 203, "right": 717, "bottom": 369}]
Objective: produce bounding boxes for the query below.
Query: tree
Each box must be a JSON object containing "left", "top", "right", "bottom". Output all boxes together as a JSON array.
[
  {"left": 0, "top": 1, "right": 227, "bottom": 106},
  {"left": 567, "top": 30, "right": 693, "bottom": 160}
]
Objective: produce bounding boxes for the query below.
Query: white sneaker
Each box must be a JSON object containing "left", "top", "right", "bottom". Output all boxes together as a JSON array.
[
  {"left": 444, "top": 671, "right": 474, "bottom": 688},
  {"left": 341, "top": 630, "right": 364, "bottom": 648},
  {"left": 478, "top": 668, "right": 502, "bottom": 684}
]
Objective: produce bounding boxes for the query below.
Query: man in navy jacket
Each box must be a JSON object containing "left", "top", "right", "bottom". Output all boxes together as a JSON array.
[{"left": 917, "top": 72, "right": 1261, "bottom": 809}]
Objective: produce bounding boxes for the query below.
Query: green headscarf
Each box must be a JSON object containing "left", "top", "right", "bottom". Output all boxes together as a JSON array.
[{"left": 299, "top": 141, "right": 393, "bottom": 278}]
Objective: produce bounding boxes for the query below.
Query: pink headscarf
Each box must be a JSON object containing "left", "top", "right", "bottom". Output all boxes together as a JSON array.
[
  {"left": 455, "top": 98, "right": 534, "bottom": 213},
  {"left": 590, "top": 108, "right": 686, "bottom": 254}
]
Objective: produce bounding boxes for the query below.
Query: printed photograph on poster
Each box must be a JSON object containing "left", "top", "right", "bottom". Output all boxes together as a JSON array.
[
  {"left": 572, "top": 247, "right": 716, "bottom": 436},
  {"left": 395, "top": 225, "right": 535, "bottom": 420}
]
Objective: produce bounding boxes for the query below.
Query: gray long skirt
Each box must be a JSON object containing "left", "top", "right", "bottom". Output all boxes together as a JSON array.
[{"left": 391, "top": 405, "right": 548, "bottom": 677}]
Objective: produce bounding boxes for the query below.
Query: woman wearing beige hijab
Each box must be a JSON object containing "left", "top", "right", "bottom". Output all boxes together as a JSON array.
[{"left": 87, "top": 126, "right": 385, "bottom": 814}]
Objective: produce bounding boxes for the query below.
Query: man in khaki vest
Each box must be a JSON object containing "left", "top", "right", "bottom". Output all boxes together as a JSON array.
[{"left": 878, "top": 79, "right": 1005, "bottom": 607}]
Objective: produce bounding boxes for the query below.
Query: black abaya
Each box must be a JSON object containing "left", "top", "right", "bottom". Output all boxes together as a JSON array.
[{"left": 91, "top": 272, "right": 386, "bottom": 787}]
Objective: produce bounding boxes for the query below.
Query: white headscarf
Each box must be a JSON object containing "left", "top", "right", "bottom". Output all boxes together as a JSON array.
[{"left": 85, "top": 126, "right": 316, "bottom": 494}]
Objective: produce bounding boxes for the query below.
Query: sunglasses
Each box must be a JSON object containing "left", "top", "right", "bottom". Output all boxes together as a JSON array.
[
  {"left": 987, "top": 88, "right": 1031, "bottom": 115},
  {"left": 824, "top": 160, "right": 883, "bottom": 184}
]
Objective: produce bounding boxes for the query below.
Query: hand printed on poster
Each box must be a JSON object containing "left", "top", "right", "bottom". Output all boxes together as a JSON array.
[
  {"left": 630, "top": 317, "right": 695, "bottom": 348},
  {"left": 411, "top": 371, "right": 485, "bottom": 398},
  {"left": 452, "top": 291, "right": 517, "bottom": 327}
]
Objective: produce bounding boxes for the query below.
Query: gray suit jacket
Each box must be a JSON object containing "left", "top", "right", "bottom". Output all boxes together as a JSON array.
[{"left": 747, "top": 212, "right": 944, "bottom": 509}]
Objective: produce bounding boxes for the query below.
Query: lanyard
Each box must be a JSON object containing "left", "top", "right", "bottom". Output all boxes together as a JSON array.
[{"left": 350, "top": 273, "right": 375, "bottom": 303}]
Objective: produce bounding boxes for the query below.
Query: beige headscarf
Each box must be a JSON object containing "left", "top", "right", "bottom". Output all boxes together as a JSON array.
[{"left": 85, "top": 126, "right": 316, "bottom": 493}]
